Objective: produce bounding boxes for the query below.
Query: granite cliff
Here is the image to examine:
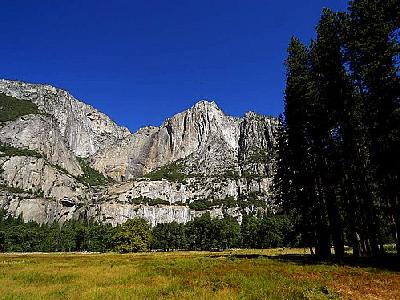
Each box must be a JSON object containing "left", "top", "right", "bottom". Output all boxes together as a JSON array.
[{"left": 0, "top": 79, "right": 279, "bottom": 226}]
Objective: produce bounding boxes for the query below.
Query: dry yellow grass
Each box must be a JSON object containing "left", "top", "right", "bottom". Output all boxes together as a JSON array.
[{"left": 0, "top": 249, "right": 398, "bottom": 300}]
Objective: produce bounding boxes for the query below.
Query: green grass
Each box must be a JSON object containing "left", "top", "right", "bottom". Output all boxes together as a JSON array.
[
  {"left": 0, "top": 249, "right": 398, "bottom": 300},
  {"left": 0, "top": 93, "right": 41, "bottom": 122}
]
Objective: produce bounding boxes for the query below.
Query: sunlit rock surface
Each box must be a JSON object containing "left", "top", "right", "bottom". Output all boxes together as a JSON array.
[{"left": 0, "top": 79, "right": 278, "bottom": 226}]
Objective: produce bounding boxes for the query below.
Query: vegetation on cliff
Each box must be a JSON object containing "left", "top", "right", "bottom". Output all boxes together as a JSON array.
[
  {"left": 0, "top": 143, "right": 43, "bottom": 158},
  {"left": 0, "top": 93, "right": 42, "bottom": 122},
  {"left": 144, "top": 160, "right": 187, "bottom": 183},
  {"left": 77, "top": 157, "right": 113, "bottom": 186}
]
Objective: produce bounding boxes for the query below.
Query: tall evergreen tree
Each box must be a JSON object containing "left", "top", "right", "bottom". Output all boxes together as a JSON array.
[
  {"left": 308, "top": 8, "right": 350, "bottom": 259},
  {"left": 344, "top": 0, "right": 400, "bottom": 255},
  {"left": 283, "top": 37, "right": 331, "bottom": 258}
]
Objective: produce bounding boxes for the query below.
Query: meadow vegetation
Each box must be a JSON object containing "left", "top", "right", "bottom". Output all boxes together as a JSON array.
[{"left": 0, "top": 249, "right": 399, "bottom": 300}]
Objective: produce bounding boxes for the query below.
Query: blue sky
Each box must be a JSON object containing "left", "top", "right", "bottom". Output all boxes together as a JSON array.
[{"left": 1, "top": 0, "right": 348, "bottom": 131}]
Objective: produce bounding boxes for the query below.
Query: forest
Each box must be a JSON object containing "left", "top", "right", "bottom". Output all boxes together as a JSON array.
[
  {"left": 274, "top": 0, "right": 399, "bottom": 258},
  {"left": 0, "top": 210, "right": 294, "bottom": 253}
]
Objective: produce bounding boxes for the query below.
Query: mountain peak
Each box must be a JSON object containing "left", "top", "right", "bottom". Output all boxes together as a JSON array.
[{"left": 191, "top": 100, "right": 220, "bottom": 110}]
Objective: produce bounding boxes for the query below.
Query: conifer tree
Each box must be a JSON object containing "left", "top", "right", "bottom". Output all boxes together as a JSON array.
[
  {"left": 345, "top": 0, "right": 400, "bottom": 255},
  {"left": 283, "top": 37, "right": 331, "bottom": 258}
]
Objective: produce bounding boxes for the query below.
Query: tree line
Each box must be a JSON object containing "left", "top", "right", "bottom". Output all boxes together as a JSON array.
[
  {"left": 0, "top": 210, "right": 297, "bottom": 253},
  {"left": 274, "top": 0, "right": 399, "bottom": 259}
]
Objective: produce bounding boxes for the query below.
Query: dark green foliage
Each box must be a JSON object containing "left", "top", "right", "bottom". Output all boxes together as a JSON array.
[
  {"left": 241, "top": 214, "right": 298, "bottom": 249},
  {"left": 147, "top": 198, "right": 169, "bottom": 206},
  {"left": 244, "top": 147, "right": 269, "bottom": 163},
  {"left": 0, "top": 184, "right": 26, "bottom": 194},
  {"left": 151, "top": 213, "right": 295, "bottom": 251},
  {"left": 188, "top": 196, "right": 238, "bottom": 211},
  {"left": 218, "top": 196, "right": 237, "bottom": 208},
  {"left": 0, "top": 93, "right": 41, "bottom": 122},
  {"left": 85, "top": 222, "right": 115, "bottom": 252},
  {"left": 222, "top": 170, "right": 240, "bottom": 180},
  {"left": 77, "top": 157, "right": 112, "bottom": 186},
  {"left": 127, "top": 196, "right": 169, "bottom": 206},
  {"left": 238, "top": 192, "right": 267, "bottom": 208},
  {"left": 258, "top": 213, "right": 294, "bottom": 248},
  {"left": 241, "top": 215, "right": 262, "bottom": 249},
  {"left": 344, "top": 0, "right": 400, "bottom": 256},
  {"left": 151, "top": 221, "right": 187, "bottom": 251},
  {"left": 0, "top": 143, "right": 43, "bottom": 158},
  {"left": 0, "top": 211, "right": 115, "bottom": 252},
  {"left": 0, "top": 208, "right": 300, "bottom": 252},
  {"left": 0, "top": 230, "right": 4, "bottom": 252},
  {"left": 112, "top": 218, "right": 152, "bottom": 253},
  {"left": 276, "top": 1, "right": 400, "bottom": 258},
  {"left": 184, "top": 213, "right": 217, "bottom": 250},
  {"left": 144, "top": 160, "right": 186, "bottom": 183},
  {"left": 188, "top": 199, "right": 214, "bottom": 211},
  {"left": 212, "top": 216, "right": 241, "bottom": 249},
  {"left": 184, "top": 214, "right": 241, "bottom": 251}
]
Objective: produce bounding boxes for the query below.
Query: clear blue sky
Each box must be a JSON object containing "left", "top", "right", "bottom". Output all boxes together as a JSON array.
[{"left": 1, "top": 0, "right": 348, "bottom": 131}]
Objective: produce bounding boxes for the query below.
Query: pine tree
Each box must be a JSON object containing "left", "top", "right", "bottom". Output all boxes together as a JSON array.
[
  {"left": 345, "top": 0, "right": 400, "bottom": 255},
  {"left": 283, "top": 37, "right": 331, "bottom": 258},
  {"left": 308, "top": 8, "right": 350, "bottom": 259}
]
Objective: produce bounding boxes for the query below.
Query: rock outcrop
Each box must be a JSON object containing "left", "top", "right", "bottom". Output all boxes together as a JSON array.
[
  {"left": 0, "top": 79, "right": 130, "bottom": 157},
  {"left": 0, "top": 79, "right": 278, "bottom": 226}
]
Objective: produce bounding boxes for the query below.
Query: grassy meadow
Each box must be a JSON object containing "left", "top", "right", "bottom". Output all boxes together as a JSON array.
[{"left": 0, "top": 249, "right": 399, "bottom": 300}]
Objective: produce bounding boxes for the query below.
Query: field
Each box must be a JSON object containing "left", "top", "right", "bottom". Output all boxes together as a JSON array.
[{"left": 0, "top": 249, "right": 399, "bottom": 300}]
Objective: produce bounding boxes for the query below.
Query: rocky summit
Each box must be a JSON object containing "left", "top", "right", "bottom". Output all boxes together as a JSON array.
[{"left": 0, "top": 79, "right": 279, "bottom": 226}]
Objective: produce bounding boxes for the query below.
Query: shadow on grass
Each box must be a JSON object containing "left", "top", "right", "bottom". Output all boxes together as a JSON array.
[{"left": 208, "top": 253, "right": 400, "bottom": 272}]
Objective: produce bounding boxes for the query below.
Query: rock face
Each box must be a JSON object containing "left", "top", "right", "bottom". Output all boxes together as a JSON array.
[
  {"left": 0, "top": 114, "right": 82, "bottom": 176},
  {"left": 0, "top": 79, "right": 279, "bottom": 226},
  {"left": 0, "top": 79, "right": 130, "bottom": 157},
  {"left": 91, "top": 101, "right": 242, "bottom": 180}
]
